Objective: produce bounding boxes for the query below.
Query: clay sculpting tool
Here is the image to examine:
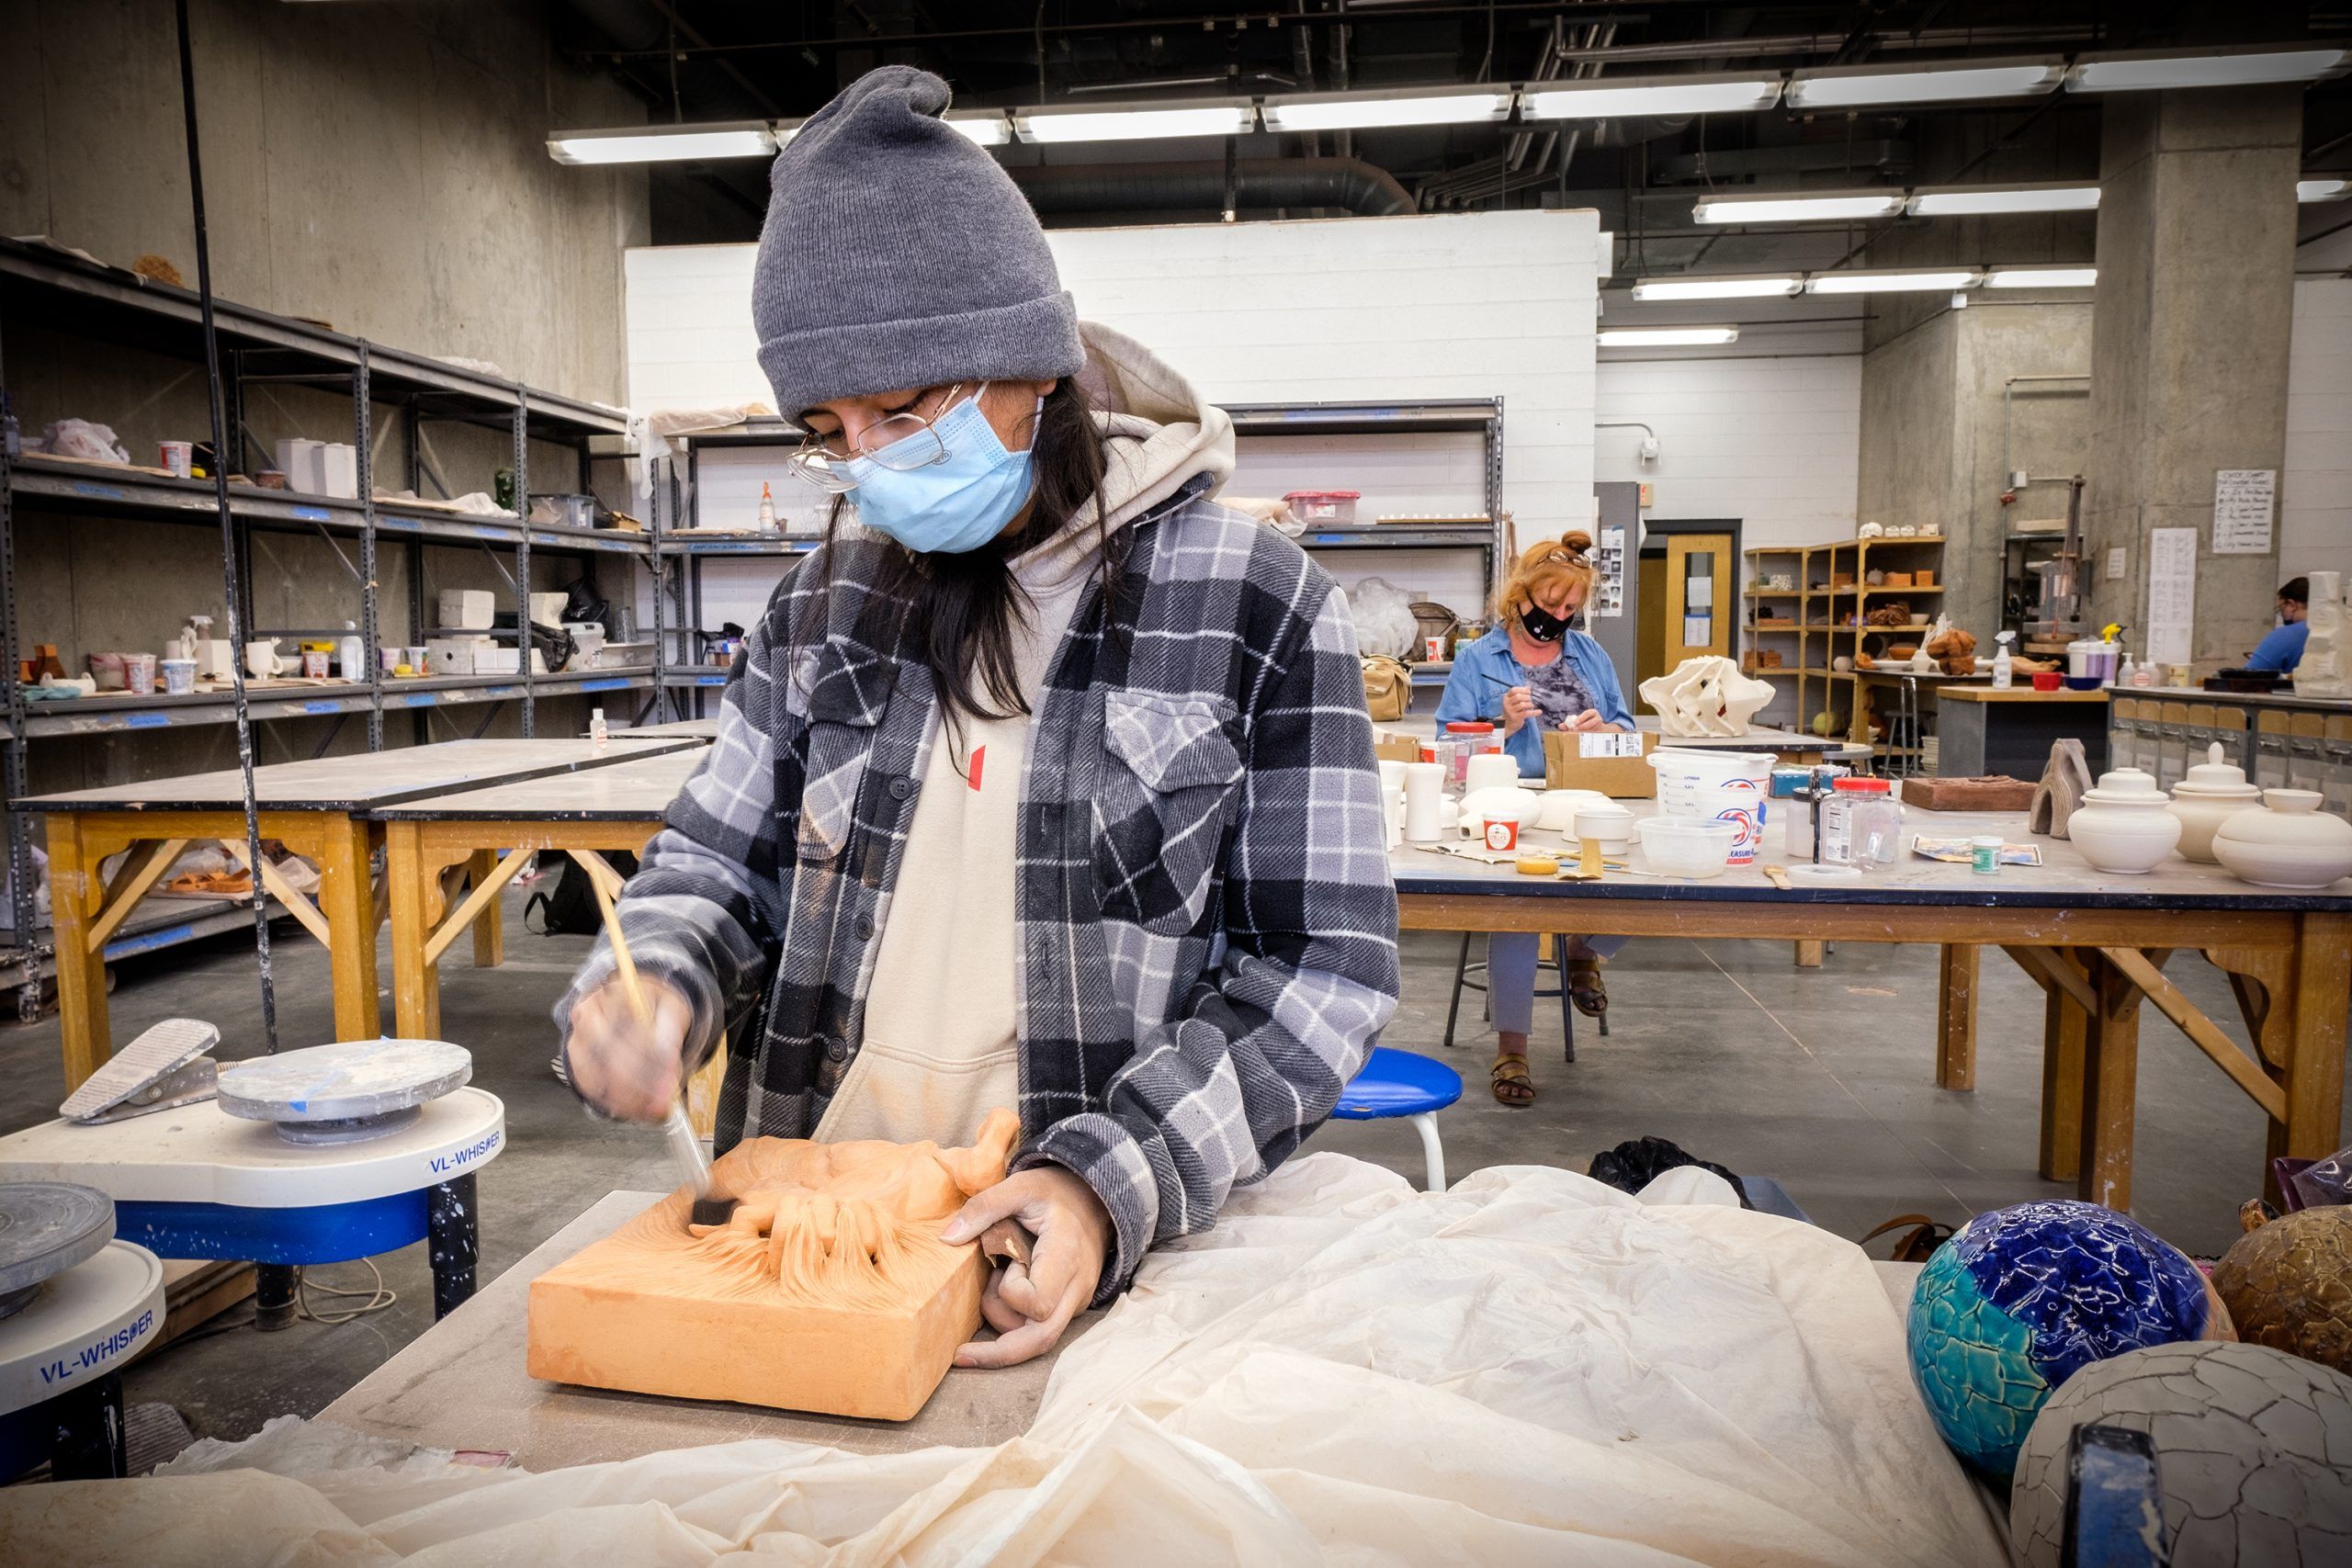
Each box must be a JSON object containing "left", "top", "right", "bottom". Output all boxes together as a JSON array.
[{"left": 585, "top": 873, "right": 736, "bottom": 1227}]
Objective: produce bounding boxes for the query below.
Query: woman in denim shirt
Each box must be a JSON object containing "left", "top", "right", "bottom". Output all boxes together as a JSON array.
[{"left": 1435, "top": 533, "right": 1633, "bottom": 1106}]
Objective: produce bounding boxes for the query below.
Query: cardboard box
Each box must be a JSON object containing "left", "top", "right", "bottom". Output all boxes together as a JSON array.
[
  {"left": 1371, "top": 728, "right": 1425, "bottom": 764},
  {"left": 1543, "top": 728, "right": 1660, "bottom": 796}
]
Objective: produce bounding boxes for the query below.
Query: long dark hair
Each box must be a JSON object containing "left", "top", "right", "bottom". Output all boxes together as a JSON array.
[{"left": 812, "top": 377, "right": 1121, "bottom": 728}]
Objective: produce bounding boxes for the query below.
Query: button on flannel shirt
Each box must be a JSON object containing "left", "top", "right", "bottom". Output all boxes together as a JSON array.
[{"left": 557, "top": 487, "right": 1401, "bottom": 1302}]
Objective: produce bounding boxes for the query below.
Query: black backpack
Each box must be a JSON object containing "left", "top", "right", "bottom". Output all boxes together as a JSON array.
[{"left": 526, "top": 851, "right": 640, "bottom": 936}]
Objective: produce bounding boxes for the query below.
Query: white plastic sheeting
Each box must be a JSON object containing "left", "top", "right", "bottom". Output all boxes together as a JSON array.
[{"left": 1, "top": 1156, "right": 2007, "bottom": 1565}]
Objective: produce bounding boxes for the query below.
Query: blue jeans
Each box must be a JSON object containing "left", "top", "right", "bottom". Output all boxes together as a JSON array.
[{"left": 1488, "top": 933, "right": 1628, "bottom": 1035}]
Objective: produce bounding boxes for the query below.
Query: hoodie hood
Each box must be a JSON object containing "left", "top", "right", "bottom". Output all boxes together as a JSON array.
[{"left": 1073, "top": 321, "right": 1235, "bottom": 530}]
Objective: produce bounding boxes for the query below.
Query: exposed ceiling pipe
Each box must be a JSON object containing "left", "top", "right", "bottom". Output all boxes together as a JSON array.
[{"left": 1011, "top": 158, "right": 1414, "bottom": 219}]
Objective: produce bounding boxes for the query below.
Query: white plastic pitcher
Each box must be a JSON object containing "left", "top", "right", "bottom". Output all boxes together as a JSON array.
[{"left": 1648, "top": 749, "right": 1775, "bottom": 865}]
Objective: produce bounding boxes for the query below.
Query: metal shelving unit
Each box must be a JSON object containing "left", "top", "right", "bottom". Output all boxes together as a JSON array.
[{"left": 0, "top": 237, "right": 642, "bottom": 999}]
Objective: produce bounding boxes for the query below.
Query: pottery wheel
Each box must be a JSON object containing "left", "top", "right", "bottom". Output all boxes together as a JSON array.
[
  {"left": 0, "top": 1183, "right": 116, "bottom": 1319},
  {"left": 217, "top": 1039, "right": 472, "bottom": 1145}
]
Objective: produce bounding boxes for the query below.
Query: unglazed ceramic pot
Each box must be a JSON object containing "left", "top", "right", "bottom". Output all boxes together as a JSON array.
[
  {"left": 2166, "top": 742, "right": 2262, "bottom": 863},
  {"left": 2065, "top": 768, "right": 2183, "bottom": 874},
  {"left": 2211, "top": 789, "right": 2352, "bottom": 889}
]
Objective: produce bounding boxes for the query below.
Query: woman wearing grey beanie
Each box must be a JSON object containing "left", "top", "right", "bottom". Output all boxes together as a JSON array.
[{"left": 559, "top": 67, "right": 1400, "bottom": 1366}]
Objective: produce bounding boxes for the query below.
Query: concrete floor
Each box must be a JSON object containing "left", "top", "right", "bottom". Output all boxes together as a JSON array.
[{"left": 3, "top": 890, "right": 2343, "bottom": 1450}]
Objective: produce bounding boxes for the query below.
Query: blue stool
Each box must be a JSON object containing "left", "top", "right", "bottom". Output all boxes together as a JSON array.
[{"left": 1331, "top": 1048, "right": 1463, "bottom": 1191}]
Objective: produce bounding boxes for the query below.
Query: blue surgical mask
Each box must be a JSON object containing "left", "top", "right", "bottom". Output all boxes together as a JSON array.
[{"left": 844, "top": 392, "right": 1040, "bottom": 554}]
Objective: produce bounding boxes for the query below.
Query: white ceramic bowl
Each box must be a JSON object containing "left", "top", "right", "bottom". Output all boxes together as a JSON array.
[
  {"left": 1534, "top": 788, "right": 1611, "bottom": 833},
  {"left": 1635, "top": 816, "right": 1740, "bottom": 878},
  {"left": 1572, "top": 801, "right": 1636, "bottom": 853}
]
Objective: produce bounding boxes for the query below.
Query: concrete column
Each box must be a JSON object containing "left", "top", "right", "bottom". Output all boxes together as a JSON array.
[{"left": 2085, "top": 87, "right": 2302, "bottom": 669}]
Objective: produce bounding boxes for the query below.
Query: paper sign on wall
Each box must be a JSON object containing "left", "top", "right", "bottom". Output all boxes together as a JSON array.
[
  {"left": 2146, "top": 527, "right": 2197, "bottom": 669},
  {"left": 2212, "top": 469, "right": 2275, "bottom": 554},
  {"left": 1580, "top": 731, "right": 1644, "bottom": 758},
  {"left": 1593, "top": 524, "right": 1626, "bottom": 618}
]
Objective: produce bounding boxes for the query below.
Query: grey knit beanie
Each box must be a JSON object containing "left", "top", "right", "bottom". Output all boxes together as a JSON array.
[{"left": 752, "top": 66, "right": 1085, "bottom": 415}]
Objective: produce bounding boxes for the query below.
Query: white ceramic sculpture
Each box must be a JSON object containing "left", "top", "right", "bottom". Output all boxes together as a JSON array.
[
  {"left": 2166, "top": 742, "right": 2262, "bottom": 863},
  {"left": 2292, "top": 570, "right": 2348, "bottom": 698},
  {"left": 2211, "top": 788, "right": 2352, "bottom": 888},
  {"left": 1639, "top": 656, "right": 1777, "bottom": 738},
  {"left": 2065, "top": 767, "right": 2184, "bottom": 874}
]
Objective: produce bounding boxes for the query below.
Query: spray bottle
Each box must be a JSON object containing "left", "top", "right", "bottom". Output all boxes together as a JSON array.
[
  {"left": 757, "top": 481, "right": 777, "bottom": 530},
  {"left": 1992, "top": 630, "right": 2016, "bottom": 690}
]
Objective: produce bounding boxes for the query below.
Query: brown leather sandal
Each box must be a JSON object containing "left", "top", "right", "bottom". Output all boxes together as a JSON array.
[
  {"left": 1490, "top": 1053, "right": 1534, "bottom": 1107},
  {"left": 1565, "top": 956, "right": 1609, "bottom": 1019}
]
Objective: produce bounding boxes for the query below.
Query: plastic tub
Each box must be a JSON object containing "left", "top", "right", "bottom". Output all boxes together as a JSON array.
[
  {"left": 1635, "top": 817, "right": 1741, "bottom": 878},
  {"left": 1647, "top": 748, "right": 1775, "bottom": 865},
  {"left": 1283, "top": 490, "right": 1361, "bottom": 525}
]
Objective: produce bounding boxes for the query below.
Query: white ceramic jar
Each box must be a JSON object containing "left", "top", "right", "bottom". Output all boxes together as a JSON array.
[
  {"left": 2066, "top": 767, "right": 2183, "bottom": 874},
  {"left": 2211, "top": 789, "right": 2352, "bottom": 889},
  {"left": 2166, "top": 742, "right": 2263, "bottom": 863},
  {"left": 1572, "top": 801, "right": 1636, "bottom": 855}
]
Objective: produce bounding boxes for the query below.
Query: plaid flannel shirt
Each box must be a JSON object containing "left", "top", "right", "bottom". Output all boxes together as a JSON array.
[{"left": 557, "top": 484, "right": 1401, "bottom": 1302}]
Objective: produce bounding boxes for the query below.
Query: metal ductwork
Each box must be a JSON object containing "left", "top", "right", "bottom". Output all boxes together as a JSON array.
[{"left": 1011, "top": 158, "right": 1413, "bottom": 220}]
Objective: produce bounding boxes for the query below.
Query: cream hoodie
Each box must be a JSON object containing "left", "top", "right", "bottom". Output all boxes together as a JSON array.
[{"left": 815, "top": 326, "right": 1236, "bottom": 1146}]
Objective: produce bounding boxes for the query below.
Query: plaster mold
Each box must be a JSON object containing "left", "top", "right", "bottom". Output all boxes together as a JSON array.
[{"left": 526, "top": 1109, "right": 1020, "bottom": 1420}]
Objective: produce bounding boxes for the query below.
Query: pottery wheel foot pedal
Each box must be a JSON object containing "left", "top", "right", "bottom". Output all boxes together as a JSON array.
[
  {"left": 58, "top": 1019, "right": 221, "bottom": 1126},
  {"left": 217, "top": 1038, "right": 472, "bottom": 1145}
]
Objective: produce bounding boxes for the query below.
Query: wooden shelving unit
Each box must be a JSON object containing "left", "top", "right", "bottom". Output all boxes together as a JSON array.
[{"left": 1746, "top": 536, "right": 1950, "bottom": 757}]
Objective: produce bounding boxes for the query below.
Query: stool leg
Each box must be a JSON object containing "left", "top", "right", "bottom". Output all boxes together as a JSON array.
[
  {"left": 1410, "top": 1111, "right": 1446, "bottom": 1192},
  {"left": 1559, "top": 949, "right": 1577, "bottom": 1063},
  {"left": 48, "top": 1371, "right": 127, "bottom": 1480},
  {"left": 254, "top": 1264, "right": 297, "bottom": 1332},
  {"left": 1443, "top": 931, "right": 1474, "bottom": 1051}
]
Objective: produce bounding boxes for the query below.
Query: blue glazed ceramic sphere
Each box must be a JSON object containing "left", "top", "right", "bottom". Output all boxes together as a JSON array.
[{"left": 1906, "top": 1200, "right": 2222, "bottom": 1479}]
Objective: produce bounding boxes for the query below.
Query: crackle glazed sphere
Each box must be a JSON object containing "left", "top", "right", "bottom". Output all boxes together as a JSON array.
[
  {"left": 1906, "top": 1200, "right": 2230, "bottom": 1478},
  {"left": 2212, "top": 1207, "right": 2352, "bottom": 1375},
  {"left": 2009, "top": 1341, "right": 2352, "bottom": 1567}
]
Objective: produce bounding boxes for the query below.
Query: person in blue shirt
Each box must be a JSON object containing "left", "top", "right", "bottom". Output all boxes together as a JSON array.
[
  {"left": 1435, "top": 532, "right": 1634, "bottom": 1106},
  {"left": 2245, "top": 577, "right": 2310, "bottom": 673}
]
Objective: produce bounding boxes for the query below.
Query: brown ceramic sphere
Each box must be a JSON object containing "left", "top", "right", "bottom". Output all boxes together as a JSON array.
[{"left": 2211, "top": 1207, "right": 2352, "bottom": 1374}]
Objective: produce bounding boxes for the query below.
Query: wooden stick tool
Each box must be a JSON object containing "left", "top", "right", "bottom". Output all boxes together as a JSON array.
[{"left": 585, "top": 870, "right": 736, "bottom": 1226}]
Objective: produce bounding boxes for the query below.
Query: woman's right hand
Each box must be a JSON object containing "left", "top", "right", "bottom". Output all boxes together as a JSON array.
[
  {"left": 1499, "top": 683, "right": 1538, "bottom": 736},
  {"left": 564, "top": 976, "right": 695, "bottom": 1122}
]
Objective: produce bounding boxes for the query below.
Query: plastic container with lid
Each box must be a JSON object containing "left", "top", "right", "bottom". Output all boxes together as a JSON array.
[
  {"left": 1820, "top": 776, "right": 1903, "bottom": 867},
  {"left": 1283, "top": 490, "right": 1361, "bottom": 526},
  {"left": 1439, "top": 720, "right": 1499, "bottom": 793}
]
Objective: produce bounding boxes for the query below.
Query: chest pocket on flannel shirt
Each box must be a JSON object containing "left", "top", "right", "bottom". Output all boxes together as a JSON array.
[
  {"left": 1095, "top": 691, "right": 1243, "bottom": 936},
  {"left": 796, "top": 718, "right": 874, "bottom": 865}
]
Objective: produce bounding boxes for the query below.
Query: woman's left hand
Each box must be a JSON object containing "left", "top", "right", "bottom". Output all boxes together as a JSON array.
[
  {"left": 1564, "top": 708, "right": 1613, "bottom": 733},
  {"left": 941, "top": 1166, "right": 1111, "bottom": 1368}
]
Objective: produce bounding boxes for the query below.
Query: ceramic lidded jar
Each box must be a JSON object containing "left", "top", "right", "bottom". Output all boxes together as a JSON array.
[
  {"left": 2065, "top": 767, "right": 2183, "bottom": 874},
  {"left": 2166, "top": 742, "right": 2263, "bottom": 863},
  {"left": 2211, "top": 789, "right": 2352, "bottom": 889}
]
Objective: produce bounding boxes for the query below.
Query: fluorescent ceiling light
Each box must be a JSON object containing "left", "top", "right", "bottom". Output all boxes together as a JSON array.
[
  {"left": 1629, "top": 275, "right": 1802, "bottom": 301},
  {"left": 1015, "top": 103, "right": 1253, "bottom": 143},
  {"left": 1264, "top": 89, "right": 1510, "bottom": 132},
  {"left": 1984, "top": 267, "right": 2097, "bottom": 288},
  {"left": 1598, "top": 327, "right": 1740, "bottom": 346},
  {"left": 2300, "top": 178, "right": 2351, "bottom": 202},
  {"left": 548, "top": 123, "right": 775, "bottom": 165},
  {"left": 1806, "top": 269, "right": 1979, "bottom": 294},
  {"left": 1907, "top": 184, "right": 2100, "bottom": 217},
  {"left": 2070, "top": 48, "right": 2347, "bottom": 93},
  {"left": 1693, "top": 192, "right": 1903, "bottom": 224},
  {"left": 1787, "top": 62, "right": 2063, "bottom": 108},
  {"left": 945, "top": 113, "right": 1012, "bottom": 147},
  {"left": 1523, "top": 78, "right": 1781, "bottom": 120}
]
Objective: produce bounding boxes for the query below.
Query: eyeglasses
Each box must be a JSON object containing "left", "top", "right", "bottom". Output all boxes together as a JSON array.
[{"left": 786, "top": 383, "right": 976, "bottom": 493}]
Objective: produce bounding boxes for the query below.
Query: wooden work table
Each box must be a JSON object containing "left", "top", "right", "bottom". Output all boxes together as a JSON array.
[
  {"left": 1395, "top": 807, "right": 2349, "bottom": 1212},
  {"left": 368, "top": 747, "right": 715, "bottom": 1041},
  {"left": 20, "top": 738, "right": 701, "bottom": 1089},
  {"left": 322, "top": 1189, "right": 1097, "bottom": 1469}
]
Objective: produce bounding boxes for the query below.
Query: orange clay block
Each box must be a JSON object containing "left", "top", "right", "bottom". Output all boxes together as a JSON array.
[{"left": 527, "top": 1108, "right": 1020, "bottom": 1421}]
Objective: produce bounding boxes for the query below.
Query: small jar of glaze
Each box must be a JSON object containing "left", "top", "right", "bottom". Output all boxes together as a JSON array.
[
  {"left": 2166, "top": 742, "right": 2262, "bottom": 863},
  {"left": 2211, "top": 789, "right": 2352, "bottom": 889},
  {"left": 2066, "top": 767, "right": 2183, "bottom": 874}
]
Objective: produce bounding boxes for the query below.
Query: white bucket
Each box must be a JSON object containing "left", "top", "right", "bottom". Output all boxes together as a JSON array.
[{"left": 1647, "top": 749, "right": 1775, "bottom": 865}]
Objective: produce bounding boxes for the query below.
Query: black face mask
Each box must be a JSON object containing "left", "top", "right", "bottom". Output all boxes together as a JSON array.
[{"left": 1518, "top": 602, "right": 1570, "bottom": 643}]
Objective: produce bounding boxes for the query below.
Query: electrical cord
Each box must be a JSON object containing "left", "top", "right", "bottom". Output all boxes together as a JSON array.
[
  {"left": 175, "top": 0, "right": 277, "bottom": 1050},
  {"left": 293, "top": 1259, "right": 400, "bottom": 1325}
]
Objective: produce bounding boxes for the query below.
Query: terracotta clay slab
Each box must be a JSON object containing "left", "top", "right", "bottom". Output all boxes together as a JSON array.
[{"left": 527, "top": 1109, "right": 1018, "bottom": 1421}]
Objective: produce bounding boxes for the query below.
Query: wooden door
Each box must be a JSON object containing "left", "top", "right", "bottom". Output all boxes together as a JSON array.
[{"left": 1666, "top": 533, "right": 1735, "bottom": 663}]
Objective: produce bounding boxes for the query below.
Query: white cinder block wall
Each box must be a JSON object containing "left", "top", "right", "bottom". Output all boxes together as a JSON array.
[
  {"left": 2283, "top": 275, "right": 2351, "bottom": 590},
  {"left": 1593, "top": 354, "right": 1862, "bottom": 550},
  {"left": 622, "top": 209, "right": 1599, "bottom": 632}
]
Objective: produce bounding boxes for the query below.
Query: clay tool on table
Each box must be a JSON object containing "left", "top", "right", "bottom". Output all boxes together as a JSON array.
[
  {"left": 585, "top": 873, "right": 736, "bottom": 1227},
  {"left": 1759, "top": 863, "right": 1794, "bottom": 890}
]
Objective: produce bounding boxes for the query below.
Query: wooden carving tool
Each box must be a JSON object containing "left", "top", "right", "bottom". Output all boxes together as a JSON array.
[{"left": 586, "top": 870, "right": 736, "bottom": 1226}]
